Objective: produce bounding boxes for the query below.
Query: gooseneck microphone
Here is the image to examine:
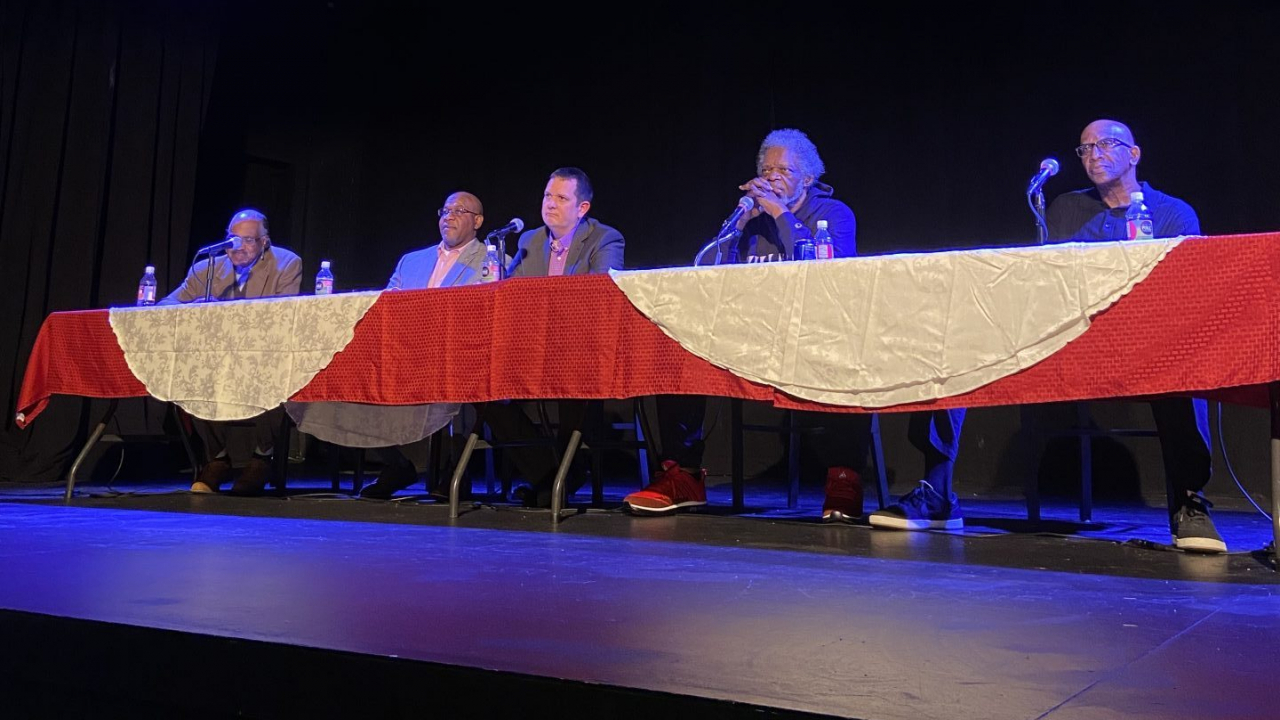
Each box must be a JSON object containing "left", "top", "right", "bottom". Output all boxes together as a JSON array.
[
  {"left": 1026, "top": 158, "right": 1059, "bottom": 244},
  {"left": 485, "top": 218, "right": 524, "bottom": 241},
  {"left": 695, "top": 197, "right": 758, "bottom": 266},
  {"left": 1027, "top": 158, "right": 1060, "bottom": 195},
  {"left": 718, "top": 196, "right": 755, "bottom": 237},
  {"left": 194, "top": 236, "right": 244, "bottom": 256}
]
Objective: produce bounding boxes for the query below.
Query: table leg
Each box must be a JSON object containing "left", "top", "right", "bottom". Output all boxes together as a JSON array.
[
  {"left": 65, "top": 399, "right": 119, "bottom": 501},
  {"left": 1269, "top": 384, "right": 1280, "bottom": 566}
]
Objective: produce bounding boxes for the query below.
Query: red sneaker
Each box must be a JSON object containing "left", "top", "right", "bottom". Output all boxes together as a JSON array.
[
  {"left": 624, "top": 460, "right": 707, "bottom": 516},
  {"left": 822, "top": 466, "right": 863, "bottom": 523}
]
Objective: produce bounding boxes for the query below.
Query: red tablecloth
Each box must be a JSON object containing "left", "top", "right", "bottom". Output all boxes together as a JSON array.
[{"left": 16, "top": 233, "right": 1280, "bottom": 427}]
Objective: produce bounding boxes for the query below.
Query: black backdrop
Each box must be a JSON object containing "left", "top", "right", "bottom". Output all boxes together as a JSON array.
[{"left": 4, "top": 0, "right": 1280, "bottom": 486}]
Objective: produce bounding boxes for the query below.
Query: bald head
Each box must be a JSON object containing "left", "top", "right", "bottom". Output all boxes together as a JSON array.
[
  {"left": 1078, "top": 118, "right": 1141, "bottom": 192},
  {"left": 1081, "top": 119, "right": 1135, "bottom": 146}
]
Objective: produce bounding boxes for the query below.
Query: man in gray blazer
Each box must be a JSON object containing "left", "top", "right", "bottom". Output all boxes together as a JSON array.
[
  {"left": 507, "top": 167, "right": 624, "bottom": 278},
  {"left": 170, "top": 209, "right": 302, "bottom": 496},
  {"left": 360, "top": 191, "right": 492, "bottom": 499},
  {"left": 487, "top": 168, "right": 625, "bottom": 507}
]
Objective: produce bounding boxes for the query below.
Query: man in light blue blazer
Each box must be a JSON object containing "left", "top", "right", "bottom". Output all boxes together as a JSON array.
[
  {"left": 386, "top": 190, "right": 489, "bottom": 291},
  {"left": 361, "top": 191, "right": 491, "bottom": 499}
]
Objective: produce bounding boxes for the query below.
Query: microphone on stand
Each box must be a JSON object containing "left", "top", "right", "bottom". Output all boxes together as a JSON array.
[
  {"left": 485, "top": 218, "right": 524, "bottom": 242},
  {"left": 194, "top": 236, "right": 245, "bottom": 257},
  {"left": 1026, "top": 158, "right": 1059, "bottom": 244},
  {"left": 1026, "top": 158, "right": 1060, "bottom": 195},
  {"left": 695, "top": 197, "right": 756, "bottom": 266},
  {"left": 718, "top": 196, "right": 755, "bottom": 237}
]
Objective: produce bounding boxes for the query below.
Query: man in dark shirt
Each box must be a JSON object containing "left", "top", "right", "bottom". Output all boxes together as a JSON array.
[
  {"left": 1045, "top": 118, "right": 1223, "bottom": 553},
  {"left": 629, "top": 129, "right": 966, "bottom": 533}
]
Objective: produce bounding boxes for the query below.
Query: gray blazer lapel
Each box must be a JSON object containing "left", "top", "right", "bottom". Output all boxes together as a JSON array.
[{"left": 563, "top": 220, "right": 591, "bottom": 275}]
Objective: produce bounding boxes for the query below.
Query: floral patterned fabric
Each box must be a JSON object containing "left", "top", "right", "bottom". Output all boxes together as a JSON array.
[
  {"left": 109, "top": 291, "right": 382, "bottom": 420},
  {"left": 610, "top": 238, "right": 1183, "bottom": 407}
]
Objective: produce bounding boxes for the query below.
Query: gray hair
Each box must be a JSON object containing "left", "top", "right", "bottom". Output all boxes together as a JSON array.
[
  {"left": 226, "top": 208, "right": 270, "bottom": 235},
  {"left": 756, "top": 128, "right": 825, "bottom": 179}
]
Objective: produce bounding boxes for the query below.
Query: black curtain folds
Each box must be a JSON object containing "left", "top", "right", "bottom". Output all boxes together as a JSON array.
[{"left": 0, "top": 0, "right": 222, "bottom": 480}]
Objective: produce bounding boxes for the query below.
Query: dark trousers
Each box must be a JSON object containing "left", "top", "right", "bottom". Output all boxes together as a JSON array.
[
  {"left": 191, "top": 407, "right": 285, "bottom": 463},
  {"left": 478, "top": 400, "right": 591, "bottom": 492},
  {"left": 1148, "top": 397, "right": 1212, "bottom": 516},
  {"left": 653, "top": 395, "right": 966, "bottom": 487}
]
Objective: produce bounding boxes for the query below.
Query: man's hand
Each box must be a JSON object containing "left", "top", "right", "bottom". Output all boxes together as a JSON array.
[{"left": 738, "top": 177, "right": 787, "bottom": 219}]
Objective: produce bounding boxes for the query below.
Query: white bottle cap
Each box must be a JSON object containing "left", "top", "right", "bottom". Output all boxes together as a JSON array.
[
  {"left": 816, "top": 220, "right": 828, "bottom": 229},
  {"left": 1130, "top": 191, "right": 1144, "bottom": 202},
  {"left": 320, "top": 261, "right": 331, "bottom": 269},
  {"left": 144, "top": 265, "right": 155, "bottom": 273}
]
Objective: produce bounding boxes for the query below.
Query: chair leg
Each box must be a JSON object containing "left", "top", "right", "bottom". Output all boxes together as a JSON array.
[
  {"left": 171, "top": 405, "right": 200, "bottom": 486},
  {"left": 450, "top": 433, "right": 480, "bottom": 518},
  {"left": 551, "top": 430, "right": 583, "bottom": 525},
  {"left": 633, "top": 399, "right": 651, "bottom": 485},
  {"left": 1080, "top": 435, "right": 1093, "bottom": 523}
]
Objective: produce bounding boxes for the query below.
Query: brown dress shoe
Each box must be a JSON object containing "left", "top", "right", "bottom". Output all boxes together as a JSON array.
[
  {"left": 191, "top": 459, "right": 232, "bottom": 493},
  {"left": 230, "top": 457, "right": 272, "bottom": 496}
]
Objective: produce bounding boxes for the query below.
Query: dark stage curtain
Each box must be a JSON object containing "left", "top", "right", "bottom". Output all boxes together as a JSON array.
[{"left": 0, "top": 0, "right": 222, "bottom": 481}]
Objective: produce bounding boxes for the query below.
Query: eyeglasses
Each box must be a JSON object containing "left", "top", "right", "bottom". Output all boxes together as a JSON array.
[
  {"left": 438, "top": 207, "right": 479, "bottom": 218},
  {"left": 1074, "top": 137, "right": 1132, "bottom": 158},
  {"left": 227, "top": 234, "right": 264, "bottom": 244},
  {"left": 759, "top": 165, "right": 797, "bottom": 178}
]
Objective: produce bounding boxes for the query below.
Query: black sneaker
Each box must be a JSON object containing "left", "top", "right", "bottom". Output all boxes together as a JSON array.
[
  {"left": 869, "top": 481, "right": 963, "bottom": 530},
  {"left": 1172, "top": 494, "right": 1227, "bottom": 554}
]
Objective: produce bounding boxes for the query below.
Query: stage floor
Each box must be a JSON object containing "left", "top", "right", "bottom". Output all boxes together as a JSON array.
[{"left": 1, "top": 477, "right": 1278, "bottom": 719}]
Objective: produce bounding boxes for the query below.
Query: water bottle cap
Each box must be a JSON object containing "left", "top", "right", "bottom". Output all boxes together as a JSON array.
[
  {"left": 144, "top": 265, "right": 155, "bottom": 273},
  {"left": 816, "top": 220, "right": 828, "bottom": 229},
  {"left": 320, "top": 261, "right": 331, "bottom": 269},
  {"left": 1130, "top": 191, "right": 1144, "bottom": 202}
]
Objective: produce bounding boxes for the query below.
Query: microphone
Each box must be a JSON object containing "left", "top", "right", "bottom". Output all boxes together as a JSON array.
[
  {"left": 194, "top": 237, "right": 244, "bottom": 256},
  {"left": 485, "top": 218, "right": 524, "bottom": 241},
  {"left": 717, "top": 196, "right": 755, "bottom": 237},
  {"left": 1026, "top": 158, "right": 1060, "bottom": 194}
]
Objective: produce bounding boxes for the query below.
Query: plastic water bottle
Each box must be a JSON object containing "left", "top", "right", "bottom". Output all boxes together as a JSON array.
[
  {"left": 136, "top": 265, "right": 157, "bottom": 306},
  {"left": 793, "top": 235, "right": 816, "bottom": 261},
  {"left": 814, "top": 220, "right": 835, "bottom": 260},
  {"left": 480, "top": 242, "right": 504, "bottom": 282},
  {"left": 315, "top": 261, "right": 334, "bottom": 294},
  {"left": 1125, "top": 191, "right": 1154, "bottom": 240}
]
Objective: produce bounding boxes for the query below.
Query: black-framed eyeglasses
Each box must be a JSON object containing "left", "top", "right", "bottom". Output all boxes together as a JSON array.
[
  {"left": 1075, "top": 137, "right": 1132, "bottom": 158},
  {"left": 438, "top": 207, "right": 479, "bottom": 218}
]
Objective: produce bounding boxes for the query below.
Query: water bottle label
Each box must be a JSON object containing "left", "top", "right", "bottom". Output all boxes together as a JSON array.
[
  {"left": 137, "top": 286, "right": 156, "bottom": 304},
  {"left": 815, "top": 244, "right": 835, "bottom": 260},
  {"left": 1127, "top": 220, "right": 1154, "bottom": 240},
  {"left": 315, "top": 279, "right": 333, "bottom": 294}
]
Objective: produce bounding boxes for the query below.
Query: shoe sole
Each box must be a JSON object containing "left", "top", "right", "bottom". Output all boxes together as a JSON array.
[
  {"left": 1173, "top": 536, "right": 1227, "bottom": 553},
  {"left": 869, "top": 515, "right": 963, "bottom": 530},
  {"left": 625, "top": 500, "right": 707, "bottom": 516},
  {"left": 822, "top": 510, "right": 861, "bottom": 524}
]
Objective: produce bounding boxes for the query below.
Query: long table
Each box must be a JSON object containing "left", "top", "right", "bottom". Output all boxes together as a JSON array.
[{"left": 15, "top": 233, "right": 1280, "bottom": 556}]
